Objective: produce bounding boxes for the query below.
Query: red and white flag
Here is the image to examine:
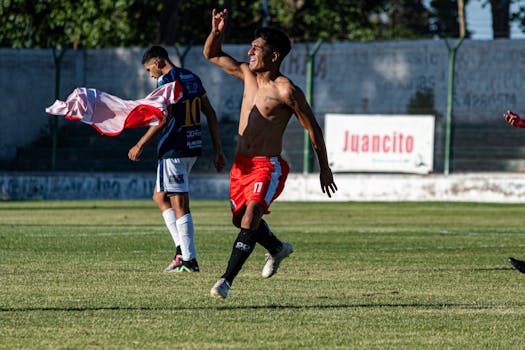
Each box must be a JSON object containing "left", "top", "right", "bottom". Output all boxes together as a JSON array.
[{"left": 45, "top": 82, "right": 183, "bottom": 136}]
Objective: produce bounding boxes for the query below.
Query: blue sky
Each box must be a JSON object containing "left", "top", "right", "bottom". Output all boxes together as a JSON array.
[{"left": 425, "top": 0, "right": 525, "bottom": 39}]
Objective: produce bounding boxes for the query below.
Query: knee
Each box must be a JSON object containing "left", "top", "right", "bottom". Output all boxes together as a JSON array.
[
  {"left": 152, "top": 191, "right": 172, "bottom": 212},
  {"left": 241, "top": 215, "right": 259, "bottom": 230},
  {"left": 152, "top": 191, "right": 165, "bottom": 205},
  {"left": 240, "top": 210, "right": 263, "bottom": 230},
  {"left": 232, "top": 214, "right": 242, "bottom": 228},
  {"left": 233, "top": 216, "right": 260, "bottom": 230}
]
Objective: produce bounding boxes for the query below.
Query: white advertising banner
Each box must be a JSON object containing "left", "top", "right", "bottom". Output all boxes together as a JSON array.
[{"left": 325, "top": 114, "right": 435, "bottom": 174}]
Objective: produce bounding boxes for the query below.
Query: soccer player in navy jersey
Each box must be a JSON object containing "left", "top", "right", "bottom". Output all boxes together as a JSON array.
[{"left": 129, "top": 46, "right": 226, "bottom": 272}]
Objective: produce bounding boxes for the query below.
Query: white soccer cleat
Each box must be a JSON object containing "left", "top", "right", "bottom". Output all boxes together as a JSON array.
[
  {"left": 261, "top": 242, "right": 293, "bottom": 278},
  {"left": 210, "top": 278, "right": 231, "bottom": 299}
]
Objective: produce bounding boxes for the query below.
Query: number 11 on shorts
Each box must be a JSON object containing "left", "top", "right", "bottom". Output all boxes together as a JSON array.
[{"left": 253, "top": 182, "right": 264, "bottom": 193}]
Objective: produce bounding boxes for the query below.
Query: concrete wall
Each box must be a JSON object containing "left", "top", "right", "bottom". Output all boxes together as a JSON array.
[
  {"left": 1, "top": 172, "right": 524, "bottom": 203},
  {"left": 2, "top": 40, "right": 525, "bottom": 161},
  {"left": 0, "top": 172, "right": 230, "bottom": 201}
]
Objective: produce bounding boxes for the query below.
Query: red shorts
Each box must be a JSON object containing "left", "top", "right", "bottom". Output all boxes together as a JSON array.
[{"left": 229, "top": 153, "right": 290, "bottom": 215}]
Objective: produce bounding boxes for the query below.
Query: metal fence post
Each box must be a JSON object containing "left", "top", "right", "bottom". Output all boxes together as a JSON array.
[
  {"left": 174, "top": 41, "right": 193, "bottom": 68},
  {"left": 303, "top": 39, "right": 323, "bottom": 174},
  {"left": 443, "top": 37, "right": 464, "bottom": 175},
  {"left": 51, "top": 48, "right": 66, "bottom": 171}
]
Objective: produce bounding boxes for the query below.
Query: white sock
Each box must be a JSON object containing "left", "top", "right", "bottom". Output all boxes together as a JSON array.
[
  {"left": 162, "top": 208, "right": 180, "bottom": 250},
  {"left": 176, "top": 213, "right": 196, "bottom": 261}
]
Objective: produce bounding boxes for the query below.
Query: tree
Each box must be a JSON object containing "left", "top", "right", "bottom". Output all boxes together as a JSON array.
[
  {"left": 473, "top": 0, "right": 525, "bottom": 39},
  {"left": 0, "top": 0, "right": 437, "bottom": 48},
  {"left": 160, "top": 0, "right": 217, "bottom": 45},
  {"left": 382, "top": 0, "right": 432, "bottom": 39},
  {"left": 429, "top": 0, "right": 471, "bottom": 38},
  {"left": 486, "top": 0, "right": 511, "bottom": 38},
  {"left": 0, "top": 0, "right": 161, "bottom": 48},
  {"left": 428, "top": 0, "right": 524, "bottom": 39},
  {"left": 258, "top": 0, "right": 432, "bottom": 42},
  {"left": 513, "top": 4, "right": 525, "bottom": 35}
]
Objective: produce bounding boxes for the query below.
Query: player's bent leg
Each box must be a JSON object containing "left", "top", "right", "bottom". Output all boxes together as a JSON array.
[
  {"left": 220, "top": 228, "right": 257, "bottom": 284},
  {"left": 152, "top": 188, "right": 171, "bottom": 211},
  {"left": 241, "top": 202, "right": 293, "bottom": 278},
  {"left": 232, "top": 209, "right": 245, "bottom": 229},
  {"left": 169, "top": 192, "right": 191, "bottom": 218},
  {"left": 255, "top": 219, "right": 283, "bottom": 255},
  {"left": 168, "top": 192, "right": 198, "bottom": 270},
  {"left": 241, "top": 201, "right": 265, "bottom": 230},
  {"left": 155, "top": 187, "right": 182, "bottom": 272}
]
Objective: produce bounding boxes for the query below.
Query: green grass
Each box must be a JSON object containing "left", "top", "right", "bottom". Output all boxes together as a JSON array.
[{"left": 1, "top": 200, "right": 525, "bottom": 349}]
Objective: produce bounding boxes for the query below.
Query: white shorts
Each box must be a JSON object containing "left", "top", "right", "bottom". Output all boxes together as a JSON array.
[{"left": 156, "top": 157, "right": 197, "bottom": 193}]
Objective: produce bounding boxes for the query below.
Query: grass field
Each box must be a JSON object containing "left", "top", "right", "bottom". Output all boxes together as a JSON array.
[{"left": 1, "top": 200, "right": 525, "bottom": 349}]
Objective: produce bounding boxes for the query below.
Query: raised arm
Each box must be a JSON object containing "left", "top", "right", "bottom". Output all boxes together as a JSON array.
[
  {"left": 286, "top": 84, "right": 337, "bottom": 198},
  {"left": 203, "top": 8, "right": 246, "bottom": 80}
]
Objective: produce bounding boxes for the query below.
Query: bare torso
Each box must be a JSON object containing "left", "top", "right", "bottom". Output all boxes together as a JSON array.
[{"left": 237, "top": 75, "right": 293, "bottom": 157}]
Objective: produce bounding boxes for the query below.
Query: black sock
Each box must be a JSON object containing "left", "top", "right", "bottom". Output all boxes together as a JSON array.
[
  {"left": 255, "top": 219, "right": 282, "bottom": 255},
  {"left": 222, "top": 228, "right": 256, "bottom": 285},
  {"left": 182, "top": 258, "right": 199, "bottom": 270},
  {"left": 175, "top": 245, "right": 182, "bottom": 256}
]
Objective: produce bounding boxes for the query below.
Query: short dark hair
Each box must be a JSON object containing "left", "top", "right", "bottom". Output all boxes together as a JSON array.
[
  {"left": 142, "top": 45, "right": 169, "bottom": 64},
  {"left": 254, "top": 27, "right": 291, "bottom": 59}
]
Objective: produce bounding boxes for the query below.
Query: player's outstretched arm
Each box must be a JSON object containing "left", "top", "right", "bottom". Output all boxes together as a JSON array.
[
  {"left": 503, "top": 110, "right": 525, "bottom": 128},
  {"left": 203, "top": 8, "right": 246, "bottom": 80},
  {"left": 287, "top": 84, "right": 337, "bottom": 198}
]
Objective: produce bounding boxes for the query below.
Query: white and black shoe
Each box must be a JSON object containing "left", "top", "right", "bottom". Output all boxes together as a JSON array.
[
  {"left": 210, "top": 278, "right": 231, "bottom": 299},
  {"left": 261, "top": 242, "right": 293, "bottom": 278}
]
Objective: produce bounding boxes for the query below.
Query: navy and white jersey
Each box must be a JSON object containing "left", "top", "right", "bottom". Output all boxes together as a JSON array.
[{"left": 156, "top": 67, "right": 206, "bottom": 159}]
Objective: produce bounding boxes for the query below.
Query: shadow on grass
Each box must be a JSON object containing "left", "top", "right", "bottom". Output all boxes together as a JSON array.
[{"left": 0, "top": 303, "right": 515, "bottom": 313}]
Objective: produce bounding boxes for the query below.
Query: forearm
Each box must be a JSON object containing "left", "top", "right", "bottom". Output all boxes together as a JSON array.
[
  {"left": 309, "top": 128, "right": 330, "bottom": 170},
  {"left": 135, "top": 124, "right": 163, "bottom": 148},
  {"left": 129, "top": 124, "right": 163, "bottom": 161},
  {"left": 313, "top": 140, "right": 330, "bottom": 170},
  {"left": 203, "top": 30, "right": 223, "bottom": 60}
]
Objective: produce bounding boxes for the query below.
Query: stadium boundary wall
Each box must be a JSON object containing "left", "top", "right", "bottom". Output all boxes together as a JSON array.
[{"left": 1, "top": 172, "right": 524, "bottom": 203}]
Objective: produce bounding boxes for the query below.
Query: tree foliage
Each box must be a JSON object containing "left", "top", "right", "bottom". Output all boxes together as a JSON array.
[
  {"left": 486, "top": 0, "right": 511, "bottom": 38},
  {"left": 0, "top": 0, "right": 161, "bottom": 48},
  {"left": 429, "top": 0, "right": 467, "bottom": 37},
  {"left": 233, "top": 0, "right": 433, "bottom": 42},
  {"left": 1, "top": 0, "right": 524, "bottom": 48}
]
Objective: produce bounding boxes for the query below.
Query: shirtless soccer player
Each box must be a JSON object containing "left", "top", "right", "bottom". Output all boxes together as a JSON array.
[{"left": 204, "top": 8, "right": 337, "bottom": 299}]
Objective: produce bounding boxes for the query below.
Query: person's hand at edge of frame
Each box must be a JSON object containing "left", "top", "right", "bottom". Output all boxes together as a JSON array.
[{"left": 503, "top": 110, "right": 525, "bottom": 128}]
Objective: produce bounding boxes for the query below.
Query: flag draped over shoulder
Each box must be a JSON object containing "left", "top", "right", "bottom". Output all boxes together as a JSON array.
[{"left": 45, "top": 82, "right": 183, "bottom": 136}]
